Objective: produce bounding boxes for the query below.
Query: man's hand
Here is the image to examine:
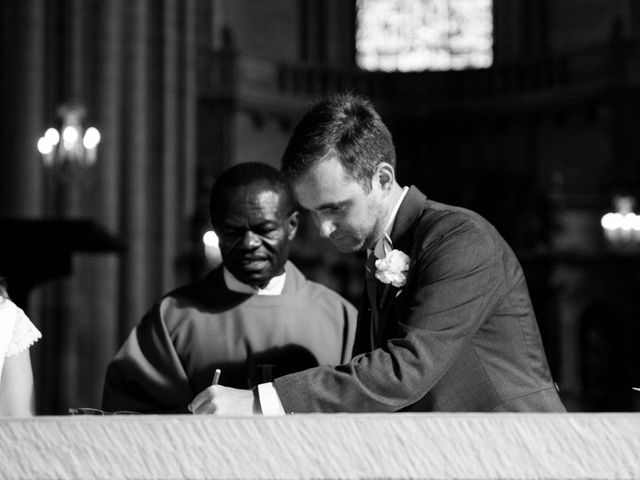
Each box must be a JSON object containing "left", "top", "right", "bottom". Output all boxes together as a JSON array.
[{"left": 188, "top": 385, "right": 257, "bottom": 415}]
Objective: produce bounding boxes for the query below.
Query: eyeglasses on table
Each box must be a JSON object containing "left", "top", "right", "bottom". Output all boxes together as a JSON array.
[{"left": 68, "top": 407, "right": 139, "bottom": 415}]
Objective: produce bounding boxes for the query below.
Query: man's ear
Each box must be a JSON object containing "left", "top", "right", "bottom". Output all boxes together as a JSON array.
[
  {"left": 287, "top": 211, "right": 300, "bottom": 240},
  {"left": 373, "top": 162, "right": 395, "bottom": 191}
]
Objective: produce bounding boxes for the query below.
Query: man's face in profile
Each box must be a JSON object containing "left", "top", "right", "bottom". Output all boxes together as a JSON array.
[
  {"left": 293, "top": 157, "right": 386, "bottom": 254},
  {"left": 214, "top": 181, "right": 298, "bottom": 288}
]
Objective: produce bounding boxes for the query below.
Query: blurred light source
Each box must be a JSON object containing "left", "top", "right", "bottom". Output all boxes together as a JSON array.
[
  {"left": 83, "top": 127, "right": 101, "bottom": 150},
  {"left": 356, "top": 0, "right": 493, "bottom": 72},
  {"left": 203, "top": 230, "right": 222, "bottom": 268},
  {"left": 601, "top": 195, "right": 640, "bottom": 250},
  {"left": 37, "top": 137, "right": 54, "bottom": 156},
  {"left": 37, "top": 103, "right": 101, "bottom": 179},
  {"left": 203, "top": 230, "right": 219, "bottom": 248},
  {"left": 44, "top": 128, "right": 61, "bottom": 145}
]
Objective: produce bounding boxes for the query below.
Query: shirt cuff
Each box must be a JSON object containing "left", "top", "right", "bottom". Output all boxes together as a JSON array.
[{"left": 257, "top": 382, "right": 286, "bottom": 416}]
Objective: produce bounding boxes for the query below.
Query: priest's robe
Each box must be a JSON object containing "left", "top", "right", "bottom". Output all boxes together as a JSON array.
[{"left": 102, "top": 261, "right": 357, "bottom": 413}]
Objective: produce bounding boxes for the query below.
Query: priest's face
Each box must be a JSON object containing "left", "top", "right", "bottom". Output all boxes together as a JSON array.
[
  {"left": 293, "top": 157, "right": 387, "bottom": 254},
  {"left": 215, "top": 181, "right": 299, "bottom": 288}
]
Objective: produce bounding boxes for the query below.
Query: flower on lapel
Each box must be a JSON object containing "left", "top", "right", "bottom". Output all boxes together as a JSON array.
[{"left": 374, "top": 249, "right": 410, "bottom": 288}]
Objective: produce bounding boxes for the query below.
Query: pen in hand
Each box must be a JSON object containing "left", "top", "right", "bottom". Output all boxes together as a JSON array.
[{"left": 211, "top": 368, "right": 221, "bottom": 385}]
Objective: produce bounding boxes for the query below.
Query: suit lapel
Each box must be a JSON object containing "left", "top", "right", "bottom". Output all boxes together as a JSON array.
[
  {"left": 376, "top": 186, "right": 427, "bottom": 340},
  {"left": 358, "top": 186, "right": 427, "bottom": 350}
]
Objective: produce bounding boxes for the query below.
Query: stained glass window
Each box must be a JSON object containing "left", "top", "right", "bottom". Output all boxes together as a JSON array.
[{"left": 356, "top": 0, "right": 493, "bottom": 71}]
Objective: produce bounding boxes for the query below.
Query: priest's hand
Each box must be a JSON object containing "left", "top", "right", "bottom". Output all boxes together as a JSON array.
[{"left": 188, "top": 385, "right": 257, "bottom": 415}]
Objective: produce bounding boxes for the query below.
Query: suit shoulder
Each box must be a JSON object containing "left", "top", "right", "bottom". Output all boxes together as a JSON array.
[
  {"left": 410, "top": 201, "right": 503, "bottom": 261},
  {"left": 421, "top": 200, "right": 492, "bottom": 228},
  {"left": 418, "top": 201, "right": 499, "bottom": 240}
]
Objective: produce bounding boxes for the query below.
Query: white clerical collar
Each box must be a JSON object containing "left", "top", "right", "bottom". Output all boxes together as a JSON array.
[
  {"left": 223, "top": 267, "right": 286, "bottom": 296},
  {"left": 373, "top": 186, "right": 409, "bottom": 258}
]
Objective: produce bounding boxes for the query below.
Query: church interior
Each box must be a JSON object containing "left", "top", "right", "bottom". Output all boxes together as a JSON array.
[{"left": 1, "top": 0, "right": 640, "bottom": 414}]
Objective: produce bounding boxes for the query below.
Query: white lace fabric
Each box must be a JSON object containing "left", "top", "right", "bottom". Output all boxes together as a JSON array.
[{"left": 1, "top": 298, "right": 42, "bottom": 358}]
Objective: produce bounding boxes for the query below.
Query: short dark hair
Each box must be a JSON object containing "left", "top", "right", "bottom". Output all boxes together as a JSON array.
[
  {"left": 209, "top": 162, "right": 296, "bottom": 225},
  {"left": 281, "top": 92, "right": 396, "bottom": 191}
]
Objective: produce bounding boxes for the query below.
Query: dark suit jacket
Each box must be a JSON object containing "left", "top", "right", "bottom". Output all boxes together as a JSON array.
[{"left": 274, "top": 186, "right": 565, "bottom": 412}]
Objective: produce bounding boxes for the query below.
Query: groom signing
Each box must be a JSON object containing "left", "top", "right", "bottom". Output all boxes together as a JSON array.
[{"left": 189, "top": 92, "right": 565, "bottom": 414}]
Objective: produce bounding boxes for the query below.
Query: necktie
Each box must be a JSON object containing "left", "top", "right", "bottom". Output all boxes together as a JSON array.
[{"left": 365, "top": 252, "right": 381, "bottom": 348}]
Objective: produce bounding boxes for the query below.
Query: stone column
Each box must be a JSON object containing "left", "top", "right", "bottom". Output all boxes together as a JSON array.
[{"left": 0, "top": 0, "right": 45, "bottom": 217}]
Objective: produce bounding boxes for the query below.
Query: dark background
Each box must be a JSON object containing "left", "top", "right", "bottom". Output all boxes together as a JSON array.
[{"left": 1, "top": 0, "right": 639, "bottom": 414}]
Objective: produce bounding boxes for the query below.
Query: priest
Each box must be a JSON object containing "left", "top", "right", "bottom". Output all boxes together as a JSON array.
[{"left": 102, "top": 162, "right": 357, "bottom": 413}]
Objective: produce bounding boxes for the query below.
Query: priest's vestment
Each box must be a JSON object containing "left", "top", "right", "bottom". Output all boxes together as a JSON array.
[{"left": 102, "top": 261, "right": 357, "bottom": 413}]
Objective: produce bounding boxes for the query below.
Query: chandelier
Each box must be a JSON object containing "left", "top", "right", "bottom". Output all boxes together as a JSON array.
[
  {"left": 37, "top": 103, "right": 101, "bottom": 179},
  {"left": 600, "top": 195, "right": 640, "bottom": 250}
]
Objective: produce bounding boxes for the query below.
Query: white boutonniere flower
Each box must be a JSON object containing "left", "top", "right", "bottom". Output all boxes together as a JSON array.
[{"left": 374, "top": 249, "right": 410, "bottom": 288}]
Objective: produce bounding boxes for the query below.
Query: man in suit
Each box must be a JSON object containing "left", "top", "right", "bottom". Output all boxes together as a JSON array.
[{"left": 189, "top": 93, "right": 565, "bottom": 414}]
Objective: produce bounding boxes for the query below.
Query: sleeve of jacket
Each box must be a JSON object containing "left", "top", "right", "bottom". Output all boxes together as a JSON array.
[
  {"left": 273, "top": 214, "right": 505, "bottom": 412},
  {"left": 101, "top": 303, "right": 193, "bottom": 413}
]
